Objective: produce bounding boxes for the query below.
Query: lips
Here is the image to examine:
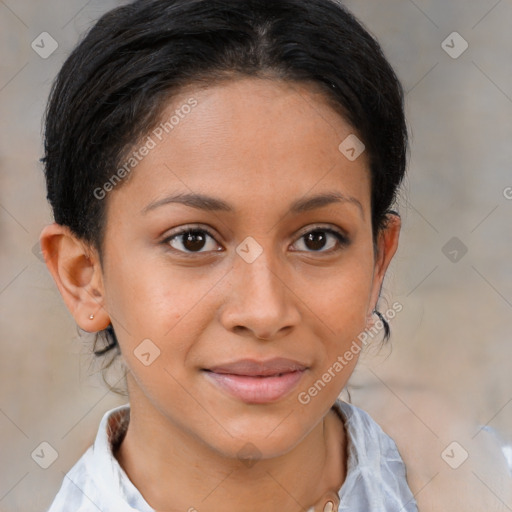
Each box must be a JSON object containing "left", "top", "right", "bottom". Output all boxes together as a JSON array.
[
  {"left": 206, "top": 358, "right": 308, "bottom": 377},
  {"left": 203, "top": 358, "right": 308, "bottom": 403}
]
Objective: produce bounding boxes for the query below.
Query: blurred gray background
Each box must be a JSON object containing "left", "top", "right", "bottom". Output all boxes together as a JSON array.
[{"left": 1, "top": 1, "right": 511, "bottom": 511}]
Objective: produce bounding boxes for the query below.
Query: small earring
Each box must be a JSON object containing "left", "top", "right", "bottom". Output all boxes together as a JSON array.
[{"left": 89, "top": 314, "right": 95, "bottom": 320}]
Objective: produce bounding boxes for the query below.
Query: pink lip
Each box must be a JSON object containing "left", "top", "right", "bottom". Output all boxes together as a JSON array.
[
  {"left": 204, "top": 358, "right": 308, "bottom": 404},
  {"left": 204, "top": 370, "right": 306, "bottom": 404},
  {"left": 207, "top": 358, "right": 307, "bottom": 376}
]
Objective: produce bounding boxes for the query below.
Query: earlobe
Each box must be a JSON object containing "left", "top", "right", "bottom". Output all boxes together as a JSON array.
[{"left": 39, "top": 223, "right": 110, "bottom": 332}]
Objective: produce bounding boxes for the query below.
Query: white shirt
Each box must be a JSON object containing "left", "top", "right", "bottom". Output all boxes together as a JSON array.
[{"left": 46, "top": 399, "right": 418, "bottom": 511}]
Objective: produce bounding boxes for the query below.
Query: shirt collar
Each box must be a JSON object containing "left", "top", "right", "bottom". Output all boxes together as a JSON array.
[{"left": 89, "top": 403, "right": 155, "bottom": 511}]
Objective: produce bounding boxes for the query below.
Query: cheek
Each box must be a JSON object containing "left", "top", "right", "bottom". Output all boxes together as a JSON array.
[
  {"left": 301, "top": 256, "right": 374, "bottom": 334},
  {"left": 102, "top": 247, "right": 220, "bottom": 358},
  {"left": 294, "top": 263, "right": 374, "bottom": 402}
]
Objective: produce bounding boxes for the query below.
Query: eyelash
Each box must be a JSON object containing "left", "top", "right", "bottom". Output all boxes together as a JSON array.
[{"left": 161, "top": 225, "right": 350, "bottom": 257}]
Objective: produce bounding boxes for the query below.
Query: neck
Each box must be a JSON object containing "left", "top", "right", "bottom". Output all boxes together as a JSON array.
[{"left": 115, "top": 385, "right": 346, "bottom": 512}]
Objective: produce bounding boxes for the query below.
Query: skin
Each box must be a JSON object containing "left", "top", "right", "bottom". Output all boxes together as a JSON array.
[{"left": 40, "top": 78, "right": 400, "bottom": 512}]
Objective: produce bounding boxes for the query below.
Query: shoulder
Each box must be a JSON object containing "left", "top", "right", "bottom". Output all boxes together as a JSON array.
[
  {"left": 353, "top": 387, "right": 512, "bottom": 512},
  {"left": 45, "top": 447, "right": 98, "bottom": 512},
  {"left": 45, "top": 403, "right": 143, "bottom": 512},
  {"left": 332, "top": 399, "right": 418, "bottom": 512},
  {"left": 334, "top": 399, "right": 406, "bottom": 461}
]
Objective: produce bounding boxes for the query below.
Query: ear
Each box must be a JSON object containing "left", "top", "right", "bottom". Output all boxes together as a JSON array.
[
  {"left": 39, "top": 223, "right": 111, "bottom": 332},
  {"left": 366, "top": 212, "right": 401, "bottom": 320}
]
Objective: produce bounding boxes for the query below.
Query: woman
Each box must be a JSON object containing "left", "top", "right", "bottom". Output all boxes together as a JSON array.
[{"left": 40, "top": 0, "right": 416, "bottom": 510}]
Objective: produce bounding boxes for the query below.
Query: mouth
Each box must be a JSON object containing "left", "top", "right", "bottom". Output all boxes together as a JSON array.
[
  {"left": 203, "top": 358, "right": 308, "bottom": 403},
  {"left": 206, "top": 357, "right": 307, "bottom": 376}
]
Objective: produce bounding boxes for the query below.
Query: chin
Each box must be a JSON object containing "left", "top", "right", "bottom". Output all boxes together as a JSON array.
[
  {"left": 195, "top": 411, "right": 309, "bottom": 462},
  {"left": 209, "top": 431, "right": 303, "bottom": 466}
]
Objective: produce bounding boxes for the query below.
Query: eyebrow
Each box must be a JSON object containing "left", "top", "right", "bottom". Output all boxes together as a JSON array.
[{"left": 141, "top": 191, "right": 364, "bottom": 219}]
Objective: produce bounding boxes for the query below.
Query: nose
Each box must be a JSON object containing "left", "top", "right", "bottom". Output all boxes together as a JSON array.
[{"left": 219, "top": 246, "right": 301, "bottom": 341}]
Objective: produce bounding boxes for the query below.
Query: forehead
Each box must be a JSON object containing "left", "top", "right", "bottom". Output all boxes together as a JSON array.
[{"left": 106, "top": 77, "right": 371, "bottom": 217}]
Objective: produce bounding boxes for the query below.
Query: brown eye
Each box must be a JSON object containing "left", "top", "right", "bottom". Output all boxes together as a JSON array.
[
  {"left": 304, "top": 231, "right": 329, "bottom": 251},
  {"left": 181, "top": 230, "right": 207, "bottom": 251},
  {"left": 292, "top": 228, "right": 349, "bottom": 253},
  {"left": 164, "top": 228, "right": 220, "bottom": 254}
]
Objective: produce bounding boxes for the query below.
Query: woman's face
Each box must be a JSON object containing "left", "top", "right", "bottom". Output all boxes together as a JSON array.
[{"left": 97, "top": 78, "right": 399, "bottom": 459}]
